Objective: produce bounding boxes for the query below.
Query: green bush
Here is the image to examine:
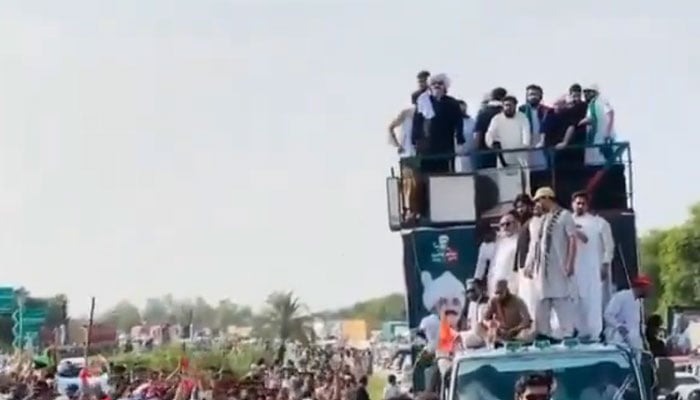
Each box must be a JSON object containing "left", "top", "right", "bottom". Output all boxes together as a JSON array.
[{"left": 109, "top": 345, "right": 269, "bottom": 377}]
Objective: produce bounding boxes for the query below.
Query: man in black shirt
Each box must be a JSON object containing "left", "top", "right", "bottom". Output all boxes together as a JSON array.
[
  {"left": 473, "top": 87, "right": 507, "bottom": 169},
  {"left": 544, "top": 84, "right": 588, "bottom": 170},
  {"left": 412, "top": 73, "right": 464, "bottom": 173}
]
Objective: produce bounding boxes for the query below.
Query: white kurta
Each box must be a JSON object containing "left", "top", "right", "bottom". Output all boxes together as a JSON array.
[
  {"left": 573, "top": 213, "right": 604, "bottom": 337},
  {"left": 418, "top": 314, "right": 440, "bottom": 351},
  {"left": 455, "top": 117, "right": 476, "bottom": 173},
  {"left": 462, "top": 301, "right": 488, "bottom": 348},
  {"left": 488, "top": 235, "right": 519, "bottom": 296},
  {"left": 522, "top": 216, "right": 543, "bottom": 317},
  {"left": 595, "top": 215, "right": 616, "bottom": 309},
  {"left": 484, "top": 112, "right": 531, "bottom": 168},
  {"left": 603, "top": 289, "right": 643, "bottom": 350},
  {"left": 474, "top": 241, "right": 496, "bottom": 281}
]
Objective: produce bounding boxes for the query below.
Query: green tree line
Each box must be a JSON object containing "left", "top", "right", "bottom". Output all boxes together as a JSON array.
[
  {"left": 641, "top": 202, "right": 700, "bottom": 314},
  {"left": 98, "top": 292, "right": 406, "bottom": 332}
]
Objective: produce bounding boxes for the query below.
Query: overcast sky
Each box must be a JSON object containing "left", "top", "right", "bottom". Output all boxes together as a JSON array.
[{"left": 1, "top": 0, "right": 697, "bottom": 316}]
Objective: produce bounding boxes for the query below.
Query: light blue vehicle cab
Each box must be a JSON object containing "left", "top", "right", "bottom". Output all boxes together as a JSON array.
[
  {"left": 445, "top": 339, "right": 652, "bottom": 400},
  {"left": 54, "top": 357, "right": 111, "bottom": 396}
]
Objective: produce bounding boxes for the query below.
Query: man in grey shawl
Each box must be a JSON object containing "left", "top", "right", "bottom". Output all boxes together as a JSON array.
[{"left": 525, "top": 186, "right": 578, "bottom": 338}]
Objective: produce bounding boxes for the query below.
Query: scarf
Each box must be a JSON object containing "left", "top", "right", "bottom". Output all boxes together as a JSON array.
[
  {"left": 535, "top": 208, "right": 564, "bottom": 277},
  {"left": 521, "top": 104, "right": 540, "bottom": 133},
  {"left": 416, "top": 90, "right": 435, "bottom": 119},
  {"left": 586, "top": 97, "right": 599, "bottom": 145}
]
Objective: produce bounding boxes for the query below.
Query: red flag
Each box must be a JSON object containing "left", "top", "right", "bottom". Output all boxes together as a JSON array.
[
  {"left": 437, "top": 316, "right": 457, "bottom": 353},
  {"left": 79, "top": 368, "right": 90, "bottom": 386},
  {"left": 180, "top": 356, "right": 189, "bottom": 370}
]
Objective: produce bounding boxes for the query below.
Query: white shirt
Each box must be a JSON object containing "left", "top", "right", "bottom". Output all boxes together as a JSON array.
[
  {"left": 595, "top": 215, "right": 615, "bottom": 264},
  {"left": 488, "top": 234, "right": 519, "bottom": 296},
  {"left": 397, "top": 108, "right": 415, "bottom": 159},
  {"left": 418, "top": 314, "right": 440, "bottom": 350},
  {"left": 466, "top": 301, "right": 488, "bottom": 330},
  {"left": 485, "top": 112, "right": 531, "bottom": 167},
  {"left": 586, "top": 96, "right": 615, "bottom": 139},
  {"left": 573, "top": 213, "right": 604, "bottom": 291},
  {"left": 474, "top": 241, "right": 496, "bottom": 280},
  {"left": 604, "top": 289, "right": 643, "bottom": 349},
  {"left": 383, "top": 384, "right": 401, "bottom": 400}
]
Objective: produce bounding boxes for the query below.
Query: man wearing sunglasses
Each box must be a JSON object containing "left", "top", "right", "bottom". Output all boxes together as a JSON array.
[{"left": 487, "top": 212, "right": 520, "bottom": 297}]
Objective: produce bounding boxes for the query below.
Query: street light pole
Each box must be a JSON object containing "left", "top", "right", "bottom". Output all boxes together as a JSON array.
[{"left": 16, "top": 290, "right": 26, "bottom": 352}]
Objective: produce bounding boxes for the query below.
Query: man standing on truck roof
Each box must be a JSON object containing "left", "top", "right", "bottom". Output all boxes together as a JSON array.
[
  {"left": 526, "top": 186, "right": 578, "bottom": 339},
  {"left": 570, "top": 190, "right": 605, "bottom": 340}
]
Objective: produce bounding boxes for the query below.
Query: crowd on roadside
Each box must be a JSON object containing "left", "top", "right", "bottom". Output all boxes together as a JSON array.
[{"left": 0, "top": 345, "right": 394, "bottom": 400}]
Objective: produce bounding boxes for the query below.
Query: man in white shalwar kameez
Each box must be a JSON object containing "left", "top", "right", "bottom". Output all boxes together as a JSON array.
[
  {"left": 526, "top": 187, "right": 578, "bottom": 339},
  {"left": 594, "top": 214, "right": 615, "bottom": 309},
  {"left": 521, "top": 202, "right": 543, "bottom": 319},
  {"left": 487, "top": 213, "right": 520, "bottom": 297},
  {"left": 462, "top": 279, "right": 489, "bottom": 348},
  {"left": 571, "top": 191, "right": 605, "bottom": 339},
  {"left": 474, "top": 226, "right": 496, "bottom": 282},
  {"left": 603, "top": 275, "right": 652, "bottom": 351}
]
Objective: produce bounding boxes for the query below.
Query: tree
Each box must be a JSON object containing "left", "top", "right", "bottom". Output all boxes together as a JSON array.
[
  {"left": 142, "top": 297, "right": 170, "bottom": 324},
  {"left": 640, "top": 230, "right": 668, "bottom": 313},
  {"left": 321, "top": 293, "right": 407, "bottom": 329},
  {"left": 215, "top": 300, "right": 252, "bottom": 329},
  {"left": 100, "top": 301, "right": 142, "bottom": 331},
  {"left": 641, "top": 202, "right": 700, "bottom": 313},
  {"left": 193, "top": 297, "right": 216, "bottom": 328},
  {"left": 256, "top": 291, "right": 311, "bottom": 360}
]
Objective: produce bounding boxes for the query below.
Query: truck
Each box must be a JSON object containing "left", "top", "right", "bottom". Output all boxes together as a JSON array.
[
  {"left": 445, "top": 340, "right": 653, "bottom": 400},
  {"left": 385, "top": 141, "right": 640, "bottom": 391}
]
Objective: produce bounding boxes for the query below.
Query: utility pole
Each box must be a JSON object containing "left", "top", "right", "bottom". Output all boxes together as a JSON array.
[{"left": 83, "top": 297, "right": 96, "bottom": 365}]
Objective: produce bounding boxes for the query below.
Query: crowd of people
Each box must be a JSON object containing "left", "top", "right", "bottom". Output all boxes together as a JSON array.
[
  {"left": 388, "top": 71, "right": 617, "bottom": 221},
  {"left": 0, "top": 346, "right": 380, "bottom": 400}
]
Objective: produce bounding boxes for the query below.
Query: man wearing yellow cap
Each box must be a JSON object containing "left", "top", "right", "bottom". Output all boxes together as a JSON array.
[{"left": 526, "top": 187, "right": 578, "bottom": 338}]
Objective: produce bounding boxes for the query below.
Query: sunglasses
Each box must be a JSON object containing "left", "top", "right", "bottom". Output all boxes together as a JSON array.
[
  {"left": 431, "top": 81, "right": 444, "bottom": 87},
  {"left": 524, "top": 394, "right": 550, "bottom": 400}
]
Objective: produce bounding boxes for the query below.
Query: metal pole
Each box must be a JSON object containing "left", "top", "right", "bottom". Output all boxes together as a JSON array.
[{"left": 84, "top": 297, "right": 96, "bottom": 365}]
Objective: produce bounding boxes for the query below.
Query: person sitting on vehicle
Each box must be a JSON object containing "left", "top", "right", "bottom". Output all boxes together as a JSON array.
[
  {"left": 514, "top": 373, "right": 554, "bottom": 400},
  {"left": 481, "top": 279, "right": 535, "bottom": 345},
  {"left": 461, "top": 278, "right": 489, "bottom": 348}
]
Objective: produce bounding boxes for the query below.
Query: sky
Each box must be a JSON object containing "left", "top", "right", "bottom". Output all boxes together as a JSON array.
[{"left": 0, "top": 0, "right": 698, "bottom": 316}]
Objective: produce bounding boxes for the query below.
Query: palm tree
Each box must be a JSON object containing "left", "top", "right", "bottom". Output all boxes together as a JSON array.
[{"left": 259, "top": 291, "right": 312, "bottom": 361}]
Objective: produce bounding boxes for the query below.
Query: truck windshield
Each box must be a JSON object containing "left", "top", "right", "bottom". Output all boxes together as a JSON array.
[{"left": 453, "top": 351, "right": 642, "bottom": 400}]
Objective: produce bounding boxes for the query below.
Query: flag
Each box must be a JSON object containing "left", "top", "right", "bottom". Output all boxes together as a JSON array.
[{"left": 437, "top": 316, "right": 457, "bottom": 353}]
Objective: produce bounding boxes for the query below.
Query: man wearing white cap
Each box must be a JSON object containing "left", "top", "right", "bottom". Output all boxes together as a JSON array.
[
  {"left": 526, "top": 186, "right": 578, "bottom": 338},
  {"left": 578, "top": 84, "right": 616, "bottom": 165}
]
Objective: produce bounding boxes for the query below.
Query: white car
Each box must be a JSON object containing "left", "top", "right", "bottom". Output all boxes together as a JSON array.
[{"left": 674, "top": 372, "right": 700, "bottom": 400}]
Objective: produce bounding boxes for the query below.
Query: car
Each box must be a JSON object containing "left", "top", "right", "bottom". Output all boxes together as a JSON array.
[
  {"left": 674, "top": 372, "right": 700, "bottom": 400},
  {"left": 445, "top": 340, "right": 650, "bottom": 400}
]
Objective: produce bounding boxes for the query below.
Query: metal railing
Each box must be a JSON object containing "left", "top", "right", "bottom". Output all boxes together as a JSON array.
[{"left": 386, "top": 141, "right": 633, "bottom": 230}]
